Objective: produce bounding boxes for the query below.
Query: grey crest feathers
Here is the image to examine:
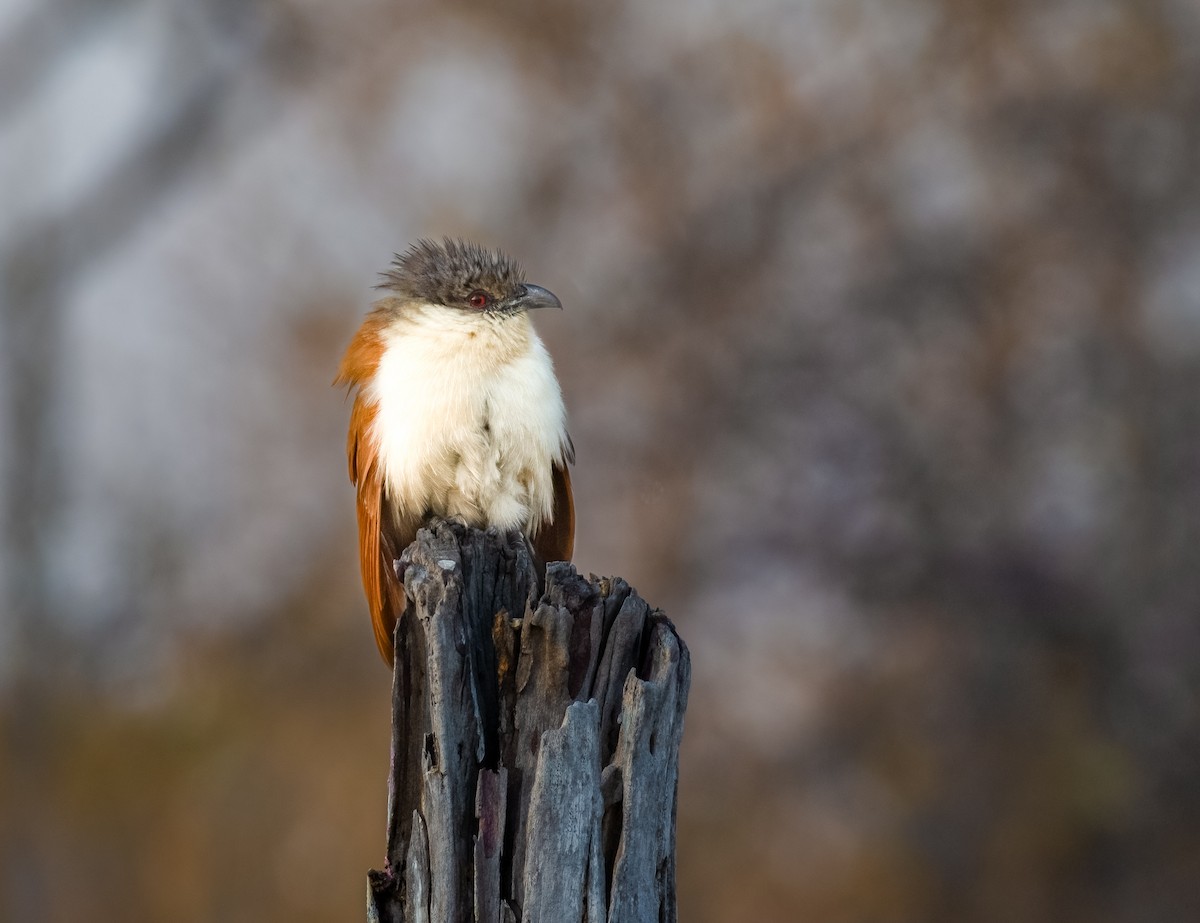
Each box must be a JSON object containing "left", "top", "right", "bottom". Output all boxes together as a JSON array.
[{"left": 377, "top": 238, "right": 525, "bottom": 306}]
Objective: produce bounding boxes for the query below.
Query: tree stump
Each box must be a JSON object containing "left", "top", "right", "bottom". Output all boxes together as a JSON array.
[{"left": 366, "top": 521, "right": 690, "bottom": 923}]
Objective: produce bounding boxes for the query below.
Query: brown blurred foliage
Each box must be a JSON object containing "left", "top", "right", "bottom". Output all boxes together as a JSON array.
[{"left": 2, "top": 0, "right": 1199, "bottom": 920}]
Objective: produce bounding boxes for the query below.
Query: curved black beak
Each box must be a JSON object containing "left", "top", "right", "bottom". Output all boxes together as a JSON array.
[{"left": 509, "top": 283, "right": 562, "bottom": 313}]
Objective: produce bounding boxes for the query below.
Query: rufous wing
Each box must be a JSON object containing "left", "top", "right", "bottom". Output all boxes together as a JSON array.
[
  {"left": 337, "top": 315, "right": 413, "bottom": 664},
  {"left": 531, "top": 460, "right": 575, "bottom": 567},
  {"left": 346, "top": 395, "right": 413, "bottom": 663}
]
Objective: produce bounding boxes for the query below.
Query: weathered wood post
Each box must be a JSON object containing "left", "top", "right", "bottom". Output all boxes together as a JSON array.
[{"left": 366, "top": 520, "right": 690, "bottom": 923}]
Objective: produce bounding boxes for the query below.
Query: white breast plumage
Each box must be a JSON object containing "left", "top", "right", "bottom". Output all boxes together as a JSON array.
[{"left": 366, "top": 306, "right": 568, "bottom": 534}]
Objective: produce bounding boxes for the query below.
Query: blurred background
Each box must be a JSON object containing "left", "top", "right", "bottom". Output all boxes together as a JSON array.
[{"left": 2, "top": 0, "right": 1199, "bottom": 920}]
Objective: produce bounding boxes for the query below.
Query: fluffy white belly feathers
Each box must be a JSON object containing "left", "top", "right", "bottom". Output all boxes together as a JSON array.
[{"left": 367, "top": 310, "right": 569, "bottom": 534}]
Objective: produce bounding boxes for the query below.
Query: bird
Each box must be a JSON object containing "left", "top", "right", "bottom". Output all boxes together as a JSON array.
[{"left": 335, "top": 239, "right": 575, "bottom": 663}]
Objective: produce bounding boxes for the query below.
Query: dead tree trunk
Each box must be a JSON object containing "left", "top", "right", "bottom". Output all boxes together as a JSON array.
[{"left": 366, "top": 521, "right": 690, "bottom": 923}]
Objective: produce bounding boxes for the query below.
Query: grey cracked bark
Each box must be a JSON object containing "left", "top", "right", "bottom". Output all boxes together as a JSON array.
[{"left": 366, "top": 521, "right": 690, "bottom": 923}]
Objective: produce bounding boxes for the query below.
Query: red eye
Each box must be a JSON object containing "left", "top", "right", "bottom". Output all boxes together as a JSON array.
[{"left": 468, "top": 290, "right": 490, "bottom": 308}]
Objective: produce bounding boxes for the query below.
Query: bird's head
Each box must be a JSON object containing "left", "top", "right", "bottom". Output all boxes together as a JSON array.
[{"left": 376, "top": 238, "right": 561, "bottom": 321}]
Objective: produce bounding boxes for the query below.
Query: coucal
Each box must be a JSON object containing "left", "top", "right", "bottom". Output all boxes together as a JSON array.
[{"left": 335, "top": 239, "right": 575, "bottom": 663}]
